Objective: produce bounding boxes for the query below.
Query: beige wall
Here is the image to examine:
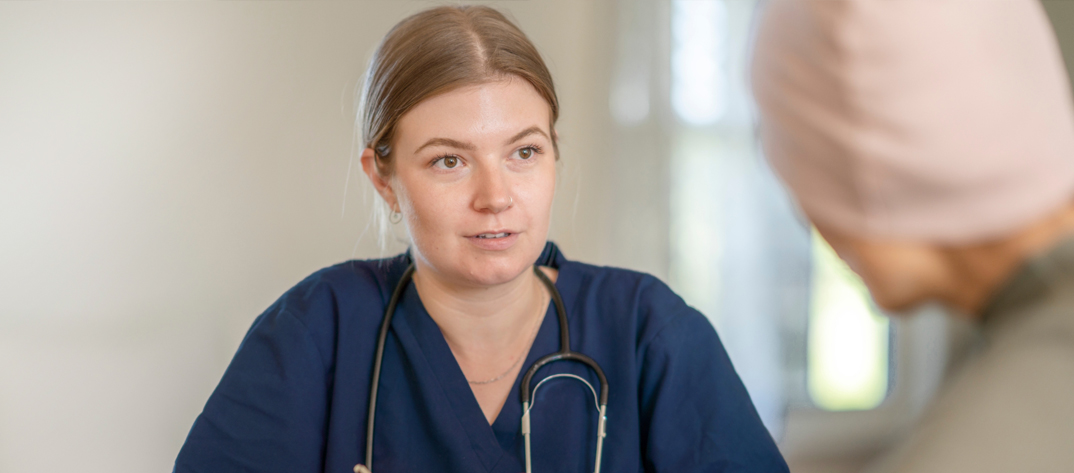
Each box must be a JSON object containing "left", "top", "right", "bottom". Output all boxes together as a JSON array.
[{"left": 0, "top": 2, "right": 632, "bottom": 471}]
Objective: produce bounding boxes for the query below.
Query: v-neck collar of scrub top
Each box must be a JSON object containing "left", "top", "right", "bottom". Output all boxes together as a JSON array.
[{"left": 386, "top": 241, "right": 575, "bottom": 471}]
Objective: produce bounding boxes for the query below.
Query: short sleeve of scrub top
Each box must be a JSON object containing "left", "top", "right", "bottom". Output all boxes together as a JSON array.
[{"left": 174, "top": 242, "right": 788, "bottom": 473}]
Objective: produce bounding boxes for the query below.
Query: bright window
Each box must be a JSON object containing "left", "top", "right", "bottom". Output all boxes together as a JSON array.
[{"left": 807, "top": 230, "right": 891, "bottom": 410}]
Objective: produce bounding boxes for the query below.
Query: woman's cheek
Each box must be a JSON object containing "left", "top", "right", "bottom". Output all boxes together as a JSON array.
[
  {"left": 409, "top": 193, "right": 451, "bottom": 241},
  {"left": 395, "top": 180, "right": 434, "bottom": 245},
  {"left": 533, "top": 167, "right": 557, "bottom": 223}
]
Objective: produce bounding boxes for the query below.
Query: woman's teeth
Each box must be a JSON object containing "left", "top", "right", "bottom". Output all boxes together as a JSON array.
[{"left": 477, "top": 232, "right": 509, "bottom": 239}]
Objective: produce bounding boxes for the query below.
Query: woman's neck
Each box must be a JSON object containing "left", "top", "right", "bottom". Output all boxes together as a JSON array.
[
  {"left": 411, "top": 263, "right": 555, "bottom": 358},
  {"left": 412, "top": 262, "right": 558, "bottom": 423}
]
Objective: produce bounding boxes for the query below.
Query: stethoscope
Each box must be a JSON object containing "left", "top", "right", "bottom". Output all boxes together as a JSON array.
[{"left": 354, "top": 263, "right": 609, "bottom": 473}]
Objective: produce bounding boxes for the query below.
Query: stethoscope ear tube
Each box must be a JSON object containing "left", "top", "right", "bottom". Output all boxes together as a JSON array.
[
  {"left": 519, "top": 352, "right": 608, "bottom": 404},
  {"left": 522, "top": 266, "right": 609, "bottom": 473},
  {"left": 593, "top": 403, "right": 607, "bottom": 473}
]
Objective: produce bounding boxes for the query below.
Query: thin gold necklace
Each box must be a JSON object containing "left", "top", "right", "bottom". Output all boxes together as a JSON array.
[
  {"left": 466, "top": 346, "right": 529, "bottom": 385},
  {"left": 467, "top": 281, "right": 547, "bottom": 385}
]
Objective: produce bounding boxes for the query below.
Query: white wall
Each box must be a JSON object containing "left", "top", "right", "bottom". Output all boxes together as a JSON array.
[{"left": 0, "top": 2, "right": 636, "bottom": 471}]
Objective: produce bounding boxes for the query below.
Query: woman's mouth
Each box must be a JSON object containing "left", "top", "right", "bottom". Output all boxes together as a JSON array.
[{"left": 467, "top": 231, "right": 519, "bottom": 250}]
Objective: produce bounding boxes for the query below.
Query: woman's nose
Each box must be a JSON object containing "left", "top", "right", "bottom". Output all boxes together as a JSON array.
[{"left": 472, "top": 165, "right": 513, "bottom": 214}]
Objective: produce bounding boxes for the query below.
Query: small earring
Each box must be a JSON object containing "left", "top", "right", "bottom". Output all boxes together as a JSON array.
[{"left": 389, "top": 209, "right": 402, "bottom": 224}]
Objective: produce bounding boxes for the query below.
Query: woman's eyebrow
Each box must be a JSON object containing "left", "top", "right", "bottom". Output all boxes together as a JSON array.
[
  {"left": 414, "top": 137, "right": 476, "bottom": 154},
  {"left": 504, "top": 126, "right": 548, "bottom": 145}
]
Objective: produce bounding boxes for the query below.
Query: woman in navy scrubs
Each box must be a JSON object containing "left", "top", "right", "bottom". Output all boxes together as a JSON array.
[{"left": 174, "top": 5, "right": 786, "bottom": 473}]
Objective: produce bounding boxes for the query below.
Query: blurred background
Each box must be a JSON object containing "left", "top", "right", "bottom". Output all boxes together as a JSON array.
[{"left": 3, "top": 1, "right": 1074, "bottom": 472}]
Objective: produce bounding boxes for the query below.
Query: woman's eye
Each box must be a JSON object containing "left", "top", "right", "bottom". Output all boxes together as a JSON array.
[
  {"left": 517, "top": 147, "right": 535, "bottom": 159},
  {"left": 435, "top": 156, "right": 460, "bottom": 169}
]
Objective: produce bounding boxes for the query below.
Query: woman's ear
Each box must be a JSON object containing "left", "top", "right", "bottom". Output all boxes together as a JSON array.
[{"left": 360, "top": 148, "right": 398, "bottom": 211}]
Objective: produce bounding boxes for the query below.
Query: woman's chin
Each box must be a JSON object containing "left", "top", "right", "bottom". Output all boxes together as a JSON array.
[
  {"left": 460, "top": 259, "right": 533, "bottom": 287},
  {"left": 413, "top": 235, "right": 546, "bottom": 287},
  {"left": 456, "top": 251, "right": 544, "bottom": 287}
]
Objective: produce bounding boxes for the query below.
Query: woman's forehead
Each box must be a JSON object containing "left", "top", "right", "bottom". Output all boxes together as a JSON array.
[{"left": 394, "top": 78, "right": 552, "bottom": 153}]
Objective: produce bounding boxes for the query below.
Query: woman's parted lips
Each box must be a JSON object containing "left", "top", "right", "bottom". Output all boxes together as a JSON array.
[{"left": 467, "top": 229, "right": 519, "bottom": 238}]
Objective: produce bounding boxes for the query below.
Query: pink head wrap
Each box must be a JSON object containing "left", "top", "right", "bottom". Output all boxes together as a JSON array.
[{"left": 751, "top": 0, "right": 1074, "bottom": 243}]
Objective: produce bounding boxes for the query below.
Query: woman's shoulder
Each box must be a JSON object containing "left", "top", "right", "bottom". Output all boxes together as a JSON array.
[
  {"left": 562, "top": 260, "right": 711, "bottom": 347},
  {"left": 287, "top": 255, "right": 405, "bottom": 303},
  {"left": 253, "top": 254, "right": 410, "bottom": 340},
  {"left": 561, "top": 260, "right": 669, "bottom": 299}
]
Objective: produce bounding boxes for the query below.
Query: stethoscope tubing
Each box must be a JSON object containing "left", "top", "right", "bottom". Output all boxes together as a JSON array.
[
  {"left": 358, "top": 263, "right": 607, "bottom": 473},
  {"left": 361, "top": 264, "right": 415, "bottom": 471},
  {"left": 522, "top": 267, "right": 609, "bottom": 406},
  {"left": 522, "top": 266, "right": 608, "bottom": 473}
]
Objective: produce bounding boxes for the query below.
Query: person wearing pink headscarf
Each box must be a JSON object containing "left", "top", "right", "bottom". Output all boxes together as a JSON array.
[{"left": 753, "top": 0, "right": 1074, "bottom": 471}]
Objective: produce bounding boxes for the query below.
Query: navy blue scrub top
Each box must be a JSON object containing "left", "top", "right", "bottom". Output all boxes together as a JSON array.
[{"left": 175, "top": 242, "right": 788, "bottom": 472}]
